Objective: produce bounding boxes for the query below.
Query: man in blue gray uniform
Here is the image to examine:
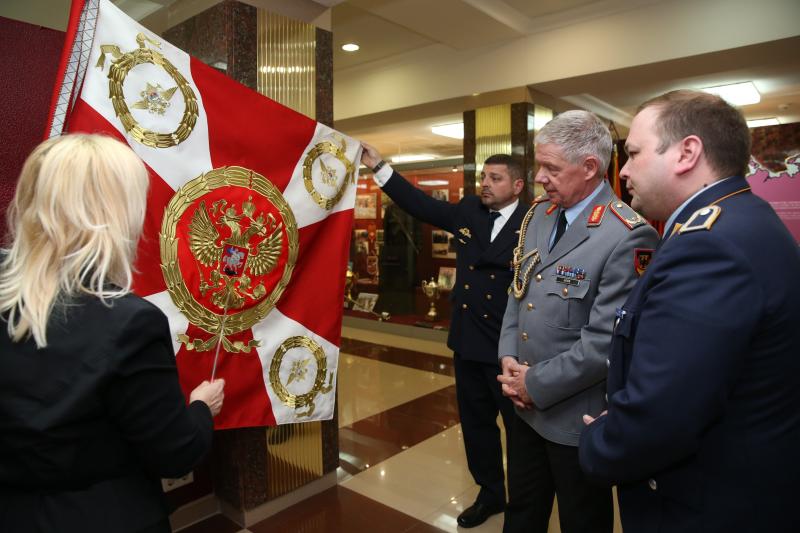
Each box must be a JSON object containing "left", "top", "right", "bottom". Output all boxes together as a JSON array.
[
  {"left": 579, "top": 90, "right": 800, "bottom": 533},
  {"left": 361, "top": 144, "right": 527, "bottom": 528},
  {"left": 497, "top": 110, "right": 659, "bottom": 533}
]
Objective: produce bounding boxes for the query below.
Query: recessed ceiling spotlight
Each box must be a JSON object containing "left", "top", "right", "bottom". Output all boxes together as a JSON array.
[
  {"left": 701, "top": 81, "right": 761, "bottom": 106},
  {"left": 341, "top": 43, "right": 360, "bottom": 52}
]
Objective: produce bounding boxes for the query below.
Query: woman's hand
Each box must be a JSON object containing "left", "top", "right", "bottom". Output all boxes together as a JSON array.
[{"left": 189, "top": 379, "right": 225, "bottom": 416}]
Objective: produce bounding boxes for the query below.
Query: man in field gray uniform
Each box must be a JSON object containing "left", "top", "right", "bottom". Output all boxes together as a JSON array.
[{"left": 497, "top": 110, "right": 659, "bottom": 533}]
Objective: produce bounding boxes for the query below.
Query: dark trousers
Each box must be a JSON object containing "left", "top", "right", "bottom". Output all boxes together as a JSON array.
[
  {"left": 454, "top": 353, "right": 516, "bottom": 507},
  {"left": 504, "top": 415, "right": 612, "bottom": 533}
]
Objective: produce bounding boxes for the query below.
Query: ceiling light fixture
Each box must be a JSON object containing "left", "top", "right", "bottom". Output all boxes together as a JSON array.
[
  {"left": 341, "top": 43, "right": 359, "bottom": 52},
  {"left": 418, "top": 180, "right": 450, "bottom": 186},
  {"left": 431, "top": 123, "right": 464, "bottom": 139},
  {"left": 701, "top": 81, "right": 761, "bottom": 106},
  {"left": 746, "top": 117, "right": 780, "bottom": 128},
  {"left": 390, "top": 154, "right": 436, "bottom": 163}
]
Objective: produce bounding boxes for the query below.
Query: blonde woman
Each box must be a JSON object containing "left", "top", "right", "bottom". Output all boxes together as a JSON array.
[{"left": 0, "top": 134, "right": 224, "bottom": 533}]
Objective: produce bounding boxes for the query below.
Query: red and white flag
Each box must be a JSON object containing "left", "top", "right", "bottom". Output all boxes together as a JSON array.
[{"left": 46, "top": 0, "right": 360, "bottom": 428}]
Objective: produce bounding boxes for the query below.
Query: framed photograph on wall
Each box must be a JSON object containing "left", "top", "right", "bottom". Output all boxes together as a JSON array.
[
  {"left": 431, "top": 229, "right": 455, "bottom": 258},
  {"left": 432, "top": 189, "right": 449, "bottom": 202},
  {"left": 437, "top": 266, "right": 456, "bottom": 291},
  {"left": 352, "top": 292, "right": 378, "bottom": 312},
  {"left": 355, "top": 193, "right": 377, "bottom": 219}
]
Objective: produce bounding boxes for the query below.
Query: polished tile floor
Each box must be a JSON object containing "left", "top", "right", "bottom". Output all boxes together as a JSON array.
[{"left": 181, "top": 325, "right": 621, "bottom": 533}]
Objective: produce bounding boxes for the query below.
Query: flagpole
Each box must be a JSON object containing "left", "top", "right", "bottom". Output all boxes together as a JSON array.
[{"left": 210, "top": 290, "right": 232, "bottom": 382}]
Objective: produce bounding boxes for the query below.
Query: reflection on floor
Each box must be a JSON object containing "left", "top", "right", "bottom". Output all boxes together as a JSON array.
[{"left": 180, "top": 329, "right": 621, "bottom": 533}]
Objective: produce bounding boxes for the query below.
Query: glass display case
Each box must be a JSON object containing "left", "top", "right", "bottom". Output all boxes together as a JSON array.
[{"left": 345, "top": 166, "right": 464, "bottom": 328}]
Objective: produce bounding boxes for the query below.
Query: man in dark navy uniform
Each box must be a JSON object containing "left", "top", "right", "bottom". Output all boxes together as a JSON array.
[
  {"left": 361, "top": 144, "right": 527, "bottom": 527},
  {"left": 579, "top": 90, "right": 800, "bottom": 533}
]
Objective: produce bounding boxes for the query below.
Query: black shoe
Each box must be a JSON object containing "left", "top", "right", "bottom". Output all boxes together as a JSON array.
[{"left": 456, "top": 501, "right": 504, "bottom": 528}]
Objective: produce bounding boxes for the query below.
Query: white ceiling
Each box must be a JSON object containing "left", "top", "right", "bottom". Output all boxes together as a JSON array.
[
  {"left": 3, "top": 0, "right": 798, "bottom": 164},
  {"left": 330, "top": 0, "right": 800, "bottom": 162}
]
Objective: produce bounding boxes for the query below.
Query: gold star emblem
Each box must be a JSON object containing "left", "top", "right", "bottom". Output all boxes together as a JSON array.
[
  {"left": 131, "top": 82, "right": 178, "bottom": 115},
  {"left": 287, "top": 358, "right": 311, "bottom": 385}
]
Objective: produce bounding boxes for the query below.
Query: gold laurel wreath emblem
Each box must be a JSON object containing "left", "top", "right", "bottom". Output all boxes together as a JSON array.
[
  {"left": 302, "top": 138, "right": 356, "bottom": 210},
  {"left": 270, "top": 336, "right": 334, "bottom": 418},
  {"left": 160, "top": 166, "right": 299, "bottom": 353},
  {"left": 97, "top": 33, "right": 198, "bottom": 148}
]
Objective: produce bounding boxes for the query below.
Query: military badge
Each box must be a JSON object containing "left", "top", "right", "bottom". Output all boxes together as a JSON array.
[
  {"left": 679, "top": 205, "right": 722, "bottom": 234},
  {"left": 587, "top": 204, "right": 606, "bottom": 227},
  {"left": 546, "top": 203, "right": 558, "bottom": 215},
  {"left": 556, "top": 264, "right": 586, "bottom": 286},
  {"left": 634, "top": 248, "right": 654, "bottom": 276},
  {"left": 160, "top": 166, "right": 298, "bottom": 354},
  {"left": 609, "top": 201, "right": 646, "bottom": 230},
  {"left": 459, "top": 227, "right": 472, "bottom": 239}
]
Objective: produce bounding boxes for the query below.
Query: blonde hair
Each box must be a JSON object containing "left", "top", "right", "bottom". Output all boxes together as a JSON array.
[{"left": 0, "top": 134, "right": 150, "bottom": 348}]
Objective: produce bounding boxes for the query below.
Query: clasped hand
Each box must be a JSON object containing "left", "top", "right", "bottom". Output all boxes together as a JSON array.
[{"left": 497, "top": 357, "right": 534, "bottom": 409}]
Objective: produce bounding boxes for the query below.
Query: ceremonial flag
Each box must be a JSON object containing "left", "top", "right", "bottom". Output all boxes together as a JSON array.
[{"left": 46, "top": 0, "right": 360, "bottom": 428}]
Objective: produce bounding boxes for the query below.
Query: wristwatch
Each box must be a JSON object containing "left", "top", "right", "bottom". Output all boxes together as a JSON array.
[{"left": 371, "top": 160, "right": 386, "bottom": 173}]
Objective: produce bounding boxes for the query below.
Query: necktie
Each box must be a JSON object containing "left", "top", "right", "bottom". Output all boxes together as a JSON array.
[
  {"left": 551, "top": 210, "right": 568, "bottom": 251},
  {"left": 488, "top": 210, "right": 501, "bottom": 241}
]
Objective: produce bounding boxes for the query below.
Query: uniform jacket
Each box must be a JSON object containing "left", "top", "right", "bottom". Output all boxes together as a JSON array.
[
  {"left": 498, "top": 181, "right": 659, "bottom": 446},
  {"left": 382, "top": 171, "right": 527, "bottom": 364},
  {"left": 579, "top": 176, "right": 800, "bottom": 533},
  {"left": 0, "top": 294, "right": 213, "bottom": 533}
]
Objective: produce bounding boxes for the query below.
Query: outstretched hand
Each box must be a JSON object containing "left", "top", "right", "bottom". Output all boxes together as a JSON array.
[{"left": 361, "top": 142, "right": 382, "bottom": 169}]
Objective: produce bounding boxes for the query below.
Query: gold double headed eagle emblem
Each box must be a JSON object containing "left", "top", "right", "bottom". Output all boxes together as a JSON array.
[{"left": 95, "top": 32, "right": 355, "bottom": 416}]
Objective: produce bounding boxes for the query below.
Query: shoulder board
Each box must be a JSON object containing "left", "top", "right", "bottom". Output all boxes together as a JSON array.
[
  {"left": 608, "top": 200, "right": 646, "bottom": 230},
  {"left": 678, "top": 205, "right": 722, "bottom": 234},
  {"left": 532, "top": 194, "right": 549, "bottom": 205},
  {"left": 586, "top": 204, "right": 607, "bottom": 227},
  {"left": 521, "top": 196, "right": 545, "bottom": 223},
  {"left": 545, "top": 203, "right": 558, "bottom": 215}
]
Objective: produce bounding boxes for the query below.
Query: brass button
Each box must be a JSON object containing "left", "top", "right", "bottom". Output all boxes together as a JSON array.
[
  {"left": 521, "top": 332, "right": 528, "bottom": 341},
  {"left": 490, "top": 274, "right": 495, "bottom": 280},
  {"left": 469, "top": 265, "right": 475, "bottom": 271},
  {"left": 486, "top": 294, "right": 492, "bottom": 300},
  {"left": 648, "top": 479, "right": 658, "bottom": 491},
  {"left": 482, "top": 314, "right": 489, "bottom": 319},
  {"left": 527, "top": 303, "right": 534, "bottom": 310},
  {"left": 562, "top": 287, "right": 569, "bottom": 296},
  {"left": 535, "top": 274, "right": 542, "bottom": 282},
  {"left": 462, "top": 304, "right": 468, "bottom": 309},
  {"left": 464, "top": 284, "right": 470, "bottom": 290}
]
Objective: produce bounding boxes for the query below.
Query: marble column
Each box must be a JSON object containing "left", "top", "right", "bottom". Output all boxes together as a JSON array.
[{"left": 463, "top": 102, "right": 536, "bottom": 203}]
